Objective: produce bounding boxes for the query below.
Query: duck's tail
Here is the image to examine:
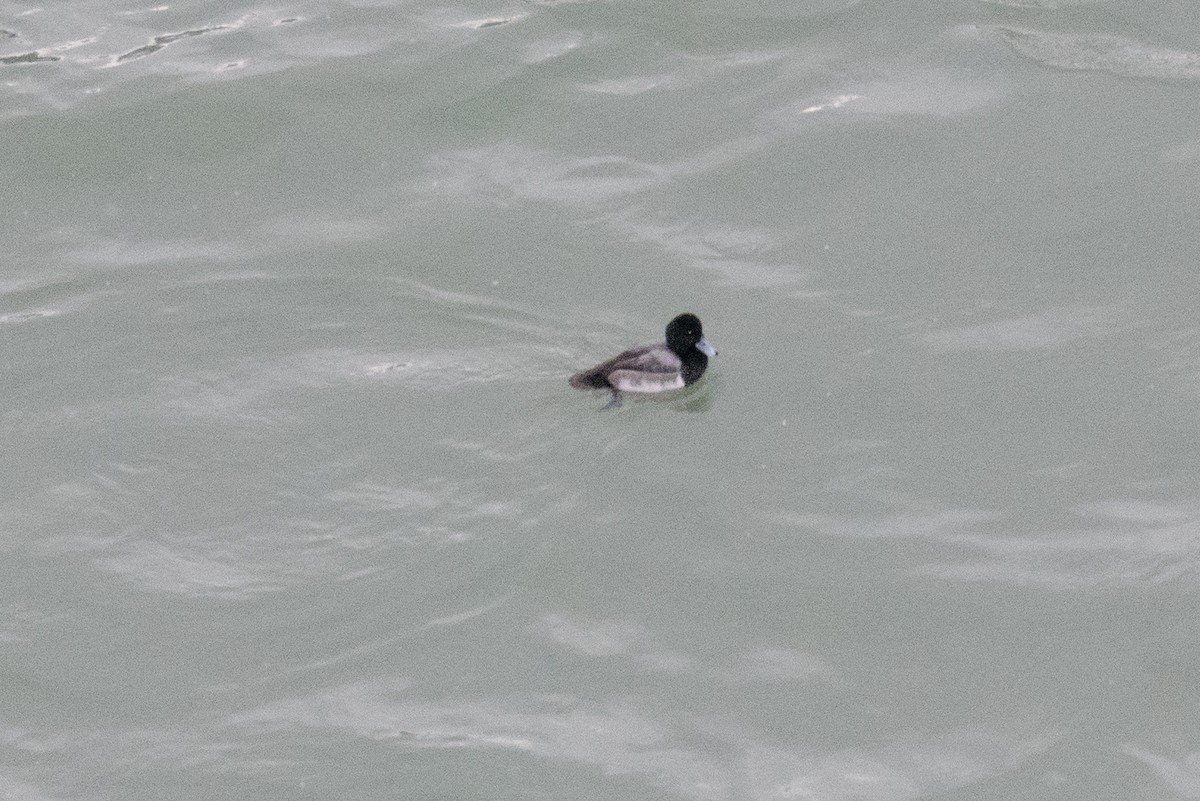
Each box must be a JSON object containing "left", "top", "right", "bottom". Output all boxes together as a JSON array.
[{"left": 569, "top": 370, "right": 610, "bottom": 390}]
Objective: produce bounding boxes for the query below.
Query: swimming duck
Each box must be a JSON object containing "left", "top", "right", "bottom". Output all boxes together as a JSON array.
[{"left": 570, "top": 313, "right": 717, "bottom": 408}]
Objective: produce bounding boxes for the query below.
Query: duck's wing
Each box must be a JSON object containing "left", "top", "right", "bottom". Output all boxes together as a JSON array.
[
  {"left": 607, "top": 343, "right": 682, "bottom": 374},
  {"left": 569, "top": 343, "right": 682, "bottom": 390},
  {"left": 602, "top": 344, "right": 685, "bottom": 393}
]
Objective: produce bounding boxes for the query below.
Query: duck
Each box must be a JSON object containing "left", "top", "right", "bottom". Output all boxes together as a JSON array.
[{"left": 570, "top": 313, "right": 717, "bottom": 408}]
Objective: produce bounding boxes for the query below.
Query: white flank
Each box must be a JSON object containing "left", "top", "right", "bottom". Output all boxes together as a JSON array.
[{"left": 609, "top": 370, "right": 685, "bottom": 394}]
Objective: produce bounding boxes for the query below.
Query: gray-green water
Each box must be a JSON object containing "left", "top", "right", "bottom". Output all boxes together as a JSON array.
[{"left": 5, "top": 0, "right": 1200, "bottom": 798}]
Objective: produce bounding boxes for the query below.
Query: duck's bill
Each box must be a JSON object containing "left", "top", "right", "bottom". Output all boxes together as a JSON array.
[{"left": 695, "top": 338, "right": 718, "bottom": 357}]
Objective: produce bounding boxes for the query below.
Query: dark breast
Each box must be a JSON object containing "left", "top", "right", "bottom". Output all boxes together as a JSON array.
[{"left": 679, "top": 351, "right": 709, "bottom": 385}]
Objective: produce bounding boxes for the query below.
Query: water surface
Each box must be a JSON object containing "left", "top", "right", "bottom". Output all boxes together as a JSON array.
[{"left": 4, "top": 0, "right": 1200, "bottom": 798}]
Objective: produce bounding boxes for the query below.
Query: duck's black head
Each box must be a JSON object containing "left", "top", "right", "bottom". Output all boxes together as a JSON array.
[{"left": 665, "top": 313, "right": 718, "bottom": 361}]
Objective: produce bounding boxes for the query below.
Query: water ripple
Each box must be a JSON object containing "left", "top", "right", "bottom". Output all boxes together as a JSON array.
[
  {"left": 926, "top": 305, "right": 1126, "bottom": 352},
  {"left": 773, "top": 496, "right": 1200, "bottom": 590},
  {"left": 1, "top": 50, "right": 59, "bottom": 65},
  {"left": 1123, "top": 744, "right": 1200, "bottom": 797},
  {"left": 989, "top": 26, "right": 1200, "bottom": 81},
  {"left": 219, "top": 678, "right": 1059, "bottom": 799},
  {"left": 113, "top": 26, "right": 230, "bottom": 65}
]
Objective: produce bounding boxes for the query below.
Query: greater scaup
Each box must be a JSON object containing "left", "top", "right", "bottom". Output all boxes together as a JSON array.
[{"left": 570, "top": 313, "right": 717, "bottom": 408}]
